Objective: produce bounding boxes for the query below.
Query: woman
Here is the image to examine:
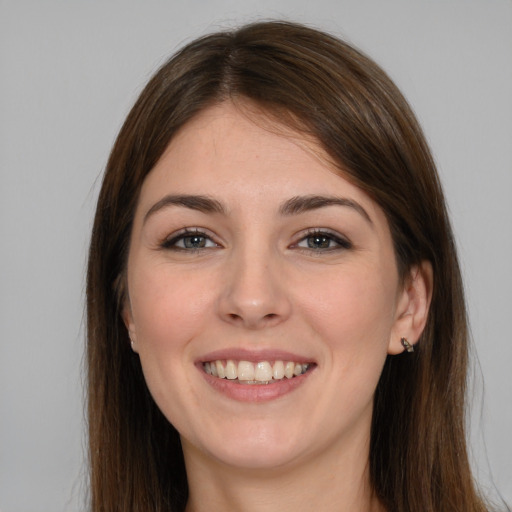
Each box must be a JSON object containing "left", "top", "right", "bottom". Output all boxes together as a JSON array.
[{"left": 87, "top": 20, "right": 494, "bottom": 511}]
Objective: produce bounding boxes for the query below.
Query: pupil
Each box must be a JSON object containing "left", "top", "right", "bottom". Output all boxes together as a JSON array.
[
  {"left": 184, "top": 236, "right": 205, "bottom": 248},
  {"left": 308, "top": 236, "right": 329, "bottom": 249}
]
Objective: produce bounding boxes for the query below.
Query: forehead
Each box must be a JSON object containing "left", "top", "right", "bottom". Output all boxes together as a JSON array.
[{"left": 139, "top": 101, "right": 374, "bottom": 210}]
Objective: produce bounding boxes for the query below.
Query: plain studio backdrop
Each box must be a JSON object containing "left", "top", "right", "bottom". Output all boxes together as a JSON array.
[{"left": 0, "top": 1, "right": 511, "bottom": 510}]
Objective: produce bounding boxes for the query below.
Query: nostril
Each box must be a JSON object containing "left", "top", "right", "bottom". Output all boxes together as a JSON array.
[{"left": 225, "top": 311, "right": 279, "bottom": 327}]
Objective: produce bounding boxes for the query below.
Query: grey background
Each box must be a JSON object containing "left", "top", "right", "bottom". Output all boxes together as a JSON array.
[{"left": 1, "top": 1, "right": 511, "bottom": 510}]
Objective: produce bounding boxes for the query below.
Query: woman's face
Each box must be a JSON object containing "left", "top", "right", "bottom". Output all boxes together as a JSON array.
[{"left": 124, "top": 101, "right": 417, "bottom": 471}]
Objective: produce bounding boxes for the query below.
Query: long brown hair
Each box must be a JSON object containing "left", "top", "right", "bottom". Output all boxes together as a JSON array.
[{"left": 87, "top": 20, "right": 490, "bottom": 511}]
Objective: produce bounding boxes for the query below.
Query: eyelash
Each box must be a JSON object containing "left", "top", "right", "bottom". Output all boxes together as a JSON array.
[
  {"left": 160, "top": 228, "right": 352, "bottom": 253},
  {"left": 294, "top": 229, "right": 352, "bottom": 252},
  {"left": 160, "top": 229, "right": 220, "bottom": 251}
]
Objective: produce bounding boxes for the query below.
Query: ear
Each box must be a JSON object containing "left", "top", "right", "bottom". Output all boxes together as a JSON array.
[
  {"left": 387, "top": 261, "right": 433, "bottom": 355},
  {"left": 122, "top": 299, "right": 138, "bottom": 353}
]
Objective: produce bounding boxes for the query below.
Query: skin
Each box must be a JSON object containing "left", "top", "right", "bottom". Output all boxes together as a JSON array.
[{"left": 124, "top": 101, "right": 432, "bottom": 512}]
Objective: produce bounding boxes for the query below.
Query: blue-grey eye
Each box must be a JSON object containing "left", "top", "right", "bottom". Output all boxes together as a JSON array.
[
  {"left": 306, "top": 235, "right": 331, "bottom": 249},
  {"left": 296, "top": 231, "right": 351, "bottom": 250},
  {"left": 181, "top": 235, "right": 208, "bottom": 249},
  {"left": 163, "top": 231, "right": 218, "bottom": 250}
]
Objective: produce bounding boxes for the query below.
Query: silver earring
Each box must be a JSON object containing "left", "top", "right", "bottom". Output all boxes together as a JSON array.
[{"left": 400, "top": 337, "right": 414, "bottom": 353}]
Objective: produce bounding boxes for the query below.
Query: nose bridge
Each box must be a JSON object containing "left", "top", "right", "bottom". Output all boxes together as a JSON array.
[{"left": 219, "top": 233, "right": 290, "bottom": 328}]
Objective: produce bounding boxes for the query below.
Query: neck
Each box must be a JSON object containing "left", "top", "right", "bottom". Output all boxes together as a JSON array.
[{"left": 183, "top": 429, "right": 384, "bottom": 512}]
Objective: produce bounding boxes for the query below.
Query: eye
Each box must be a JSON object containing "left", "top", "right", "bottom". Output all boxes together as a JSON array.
[
  {"left": 296, "top": 230, "right": 352, "bottom": 251},
  {"left": 161, "top": 229, "right": 219, "bottom": 251}
]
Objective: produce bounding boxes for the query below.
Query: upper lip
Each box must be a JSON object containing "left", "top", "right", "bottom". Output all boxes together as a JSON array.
[{"left": 197, "top": 348, "right": 315, "bottom": 365}]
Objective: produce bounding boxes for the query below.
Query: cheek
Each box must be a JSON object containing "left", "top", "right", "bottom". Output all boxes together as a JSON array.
[
  {"left": 129, "top": 264, "right": 215, "bottom": 355},
  {"left": 299, "top": 263, "right": 397, "bottom": 357},
  {"left": 128, "top": 266, "right": 213, "bottom": 423}
]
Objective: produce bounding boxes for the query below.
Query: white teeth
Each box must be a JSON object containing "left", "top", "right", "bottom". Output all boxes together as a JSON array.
[
  {"left": 203, "top": 359, "right": 311, "bottom": 383},
  {"left": 284, "top": 361, "right": 295, "bottom": 379},
  {"left": 272, "top": 360, "right": 285, "bottom": 380},
  {"left": 255, "top": 361, "right": 273, "bottom": 382},
  {"left": 215, "top": 360, "right": 225, "bottom": 379},
  {"left": 225, "top": 359, "right": 237, "bottom": 380},
  {"left": 238, "top": 361, "right": 255, "bottom": 381}
]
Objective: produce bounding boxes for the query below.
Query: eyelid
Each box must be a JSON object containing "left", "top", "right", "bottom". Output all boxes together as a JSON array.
[
  {"left": 160, "top": 227, "right": 221, "bottom": 250},
  {"left": 292, "top": 228, "right": 352, "bottom": 251}
]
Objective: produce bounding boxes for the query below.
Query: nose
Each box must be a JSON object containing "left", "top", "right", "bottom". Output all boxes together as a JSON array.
[{"left": 218, "top": 245, "right": 292, "bottom": 330}]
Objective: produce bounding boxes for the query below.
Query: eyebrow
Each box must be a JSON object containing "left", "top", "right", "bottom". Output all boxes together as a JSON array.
[
  {"left": 279, "top": 195, "right": 373, "bottom": 224},
  {"left": 143, "top": 194, "right": 226, "bottom": 224},
  {"left": 143, "top": 193, "right": 372, "bottom": 225}
]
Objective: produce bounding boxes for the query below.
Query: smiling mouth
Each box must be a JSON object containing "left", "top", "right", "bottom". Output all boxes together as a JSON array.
[{"left": 203, "top": 360, "right": 313, "bottom": 385}]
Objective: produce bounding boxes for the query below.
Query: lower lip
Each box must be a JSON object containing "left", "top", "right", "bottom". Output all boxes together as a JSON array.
[{"left": 198, "top": 366, "right": 314, "bottom": 402}]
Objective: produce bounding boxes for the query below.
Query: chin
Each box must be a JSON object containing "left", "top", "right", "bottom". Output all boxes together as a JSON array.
[
  {"left": 211, "top": 442, "right": 303, "bottom": 471},
  {"left": 191, "top": 420, "right": 308, "bottom": 471}
]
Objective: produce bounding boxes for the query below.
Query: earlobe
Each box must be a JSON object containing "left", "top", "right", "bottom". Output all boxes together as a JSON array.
[
  {"left": 388, "top": 261, "right": 433, "bottom": 355},
  {"left": 122, "top": 302, "right": 138, "bottom": 353},
  {"left": 128, "top": 331, "right": 137, "bottom": 353}
]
